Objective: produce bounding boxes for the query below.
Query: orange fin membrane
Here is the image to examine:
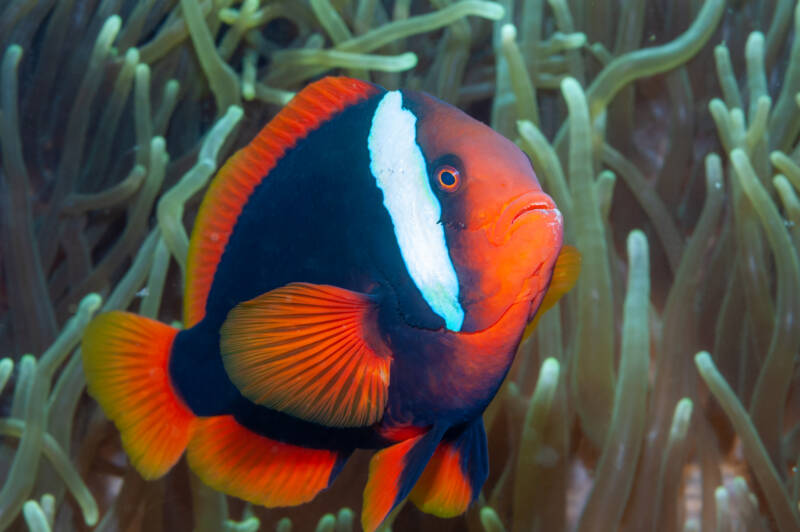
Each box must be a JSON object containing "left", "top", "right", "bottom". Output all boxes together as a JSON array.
[
  {"left": 523, "top": 244, "right": 582, "bottom": 339},
  {"left": 220, "top": 283, "right": 391, "bottom": 428},
  {"left": 362, "top": 427, "right": 446, "bottom": 532},
  {"left": 185, "top": 77, "right": 380, "bottom": 328},
  {"left": 187, "top": 416, "right": 347, "bottom": 507},
  {"left": 81, "top": 312, "right": 193, "bottom": 479},
  {"left": 409, "top": 418, "right": 488, "bottom": 518}
]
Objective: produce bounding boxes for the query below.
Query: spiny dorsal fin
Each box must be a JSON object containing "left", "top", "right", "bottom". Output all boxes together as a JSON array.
[{"left": 185, "top": 77, "right": 381, "bottom": 327}]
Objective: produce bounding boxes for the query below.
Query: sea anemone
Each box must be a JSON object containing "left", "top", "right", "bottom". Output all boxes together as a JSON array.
[{"left": 1, "top": 1, "right": 799, "bottom": 531}]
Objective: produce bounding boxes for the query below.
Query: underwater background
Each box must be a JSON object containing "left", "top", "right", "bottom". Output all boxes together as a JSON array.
[{"left": 0, "top": 0, "right": 799, "bottom": 530}]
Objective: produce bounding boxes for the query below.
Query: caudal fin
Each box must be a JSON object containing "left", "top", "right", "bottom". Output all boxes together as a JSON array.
[{"left": 81, "top": 311, "right": 194, "bottom": 479}]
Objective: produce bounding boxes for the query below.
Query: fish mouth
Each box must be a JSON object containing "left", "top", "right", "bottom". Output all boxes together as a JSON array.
[
  {"left": 491, "top": 191, "right": 559, "bottom": 245},
  {"left": 511, "top": 200, "right": 557, "bottom": 225}
]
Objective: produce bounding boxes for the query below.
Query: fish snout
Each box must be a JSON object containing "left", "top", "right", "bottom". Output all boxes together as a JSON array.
[{"left": 491, "top": 191, "right": 561, "bottom": 245}]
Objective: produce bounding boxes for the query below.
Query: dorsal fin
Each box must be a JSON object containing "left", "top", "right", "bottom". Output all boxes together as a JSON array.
[{"left": 184, "top": 77, "right": 381, "bottom": 327}]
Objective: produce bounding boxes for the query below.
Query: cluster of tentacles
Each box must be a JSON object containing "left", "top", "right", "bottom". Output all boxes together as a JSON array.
[{"left": 1, "top": 0, "right": 799, "bottom": 531}]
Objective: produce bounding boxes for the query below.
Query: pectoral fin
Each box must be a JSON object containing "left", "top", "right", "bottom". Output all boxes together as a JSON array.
[
  {"left": 220, "top": 282, "right": 392, "bottom": 428},
  {"left": 524, "top": 244, "right": 582, "bottom": 339}
]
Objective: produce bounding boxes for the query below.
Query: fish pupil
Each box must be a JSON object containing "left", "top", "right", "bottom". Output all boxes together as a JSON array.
[{"left": 438, "top": 168, "right": 458, "bottom": 188}]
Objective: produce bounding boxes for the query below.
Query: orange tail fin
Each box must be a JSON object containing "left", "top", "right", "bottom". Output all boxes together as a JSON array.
[{"left": 82, "top": 311, "right": 194, "bottom": 479}]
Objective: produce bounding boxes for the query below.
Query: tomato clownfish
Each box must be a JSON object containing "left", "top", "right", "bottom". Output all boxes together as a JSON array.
[{"left": 81, "top": 77, "right": 579, "bottom": 531}]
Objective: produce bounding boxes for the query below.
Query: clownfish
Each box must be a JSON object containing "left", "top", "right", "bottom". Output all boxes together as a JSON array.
[{"left": 81, "top": 77, "right": 579, "bottom": 531}]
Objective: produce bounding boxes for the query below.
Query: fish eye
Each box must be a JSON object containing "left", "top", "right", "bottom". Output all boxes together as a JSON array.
[{"left": 435, "top": 165, "right": 460, "bottom": 191}]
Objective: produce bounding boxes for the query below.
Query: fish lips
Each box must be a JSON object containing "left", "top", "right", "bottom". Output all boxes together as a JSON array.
[
  {"left": 497, "top": 191, "right": 564, "bottom": 307},
  {"left": 450, "top": 190, "right": 563, "bottom": 333},
  {"left": 490, "top": 191, "right": 562, "bottom": 247}
]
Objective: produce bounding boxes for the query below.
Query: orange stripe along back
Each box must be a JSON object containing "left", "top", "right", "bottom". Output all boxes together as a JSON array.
[{"left": 184, "top": 77, "right": 380, "bottom": 328}]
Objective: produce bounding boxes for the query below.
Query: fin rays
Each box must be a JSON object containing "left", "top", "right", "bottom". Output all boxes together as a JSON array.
[
  {"left": 81, "top": 311, "right": 194, "bottom": 479},
  {"left": 187, "top": 416, "right": 344, "bottom": 508},
  {"left": 185, "top": 77, "right": 379, "bottom": 327},
  {"left": 409, "top": 419, "right": 488, "bottom": 518},
  {"left": 220, "top": 282, "right": 391, "bottom": 428}
]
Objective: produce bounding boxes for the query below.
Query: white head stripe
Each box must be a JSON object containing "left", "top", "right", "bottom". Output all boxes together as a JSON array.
[{"left": 367, "top": 91, "right": 465, "bottom": 331}]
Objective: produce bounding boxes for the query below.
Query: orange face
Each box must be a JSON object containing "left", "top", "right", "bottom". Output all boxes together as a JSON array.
[{"left": 411, "top": 92, "right": 564, "bottom": 333}]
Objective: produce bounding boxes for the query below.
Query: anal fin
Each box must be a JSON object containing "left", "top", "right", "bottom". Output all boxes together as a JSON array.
[
  {"left": 187, "top": 416, "right": 347, "bottom": 507},
  {"left": 409, "top": 418, "right": 488, "bottom": 517},
  {"left": 362, "top": 426, "right": 445, "bottom": 532}
]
